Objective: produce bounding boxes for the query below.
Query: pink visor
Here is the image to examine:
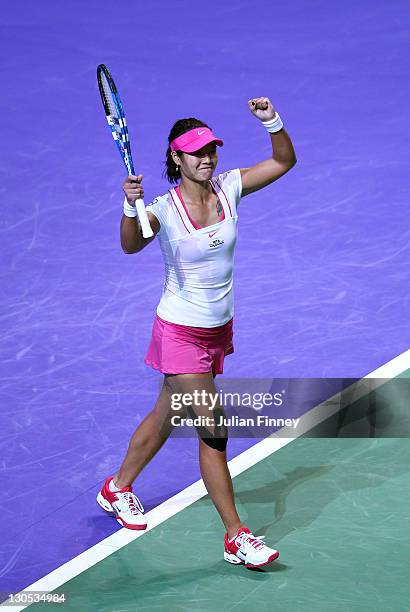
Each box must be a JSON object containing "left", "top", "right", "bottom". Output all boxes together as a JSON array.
[{"left": 170, "top": 127, "right": 224, "bottom": 153}]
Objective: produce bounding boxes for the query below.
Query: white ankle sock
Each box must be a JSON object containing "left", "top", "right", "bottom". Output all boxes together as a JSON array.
[{"left": 109, "top": 478, "right": 122, "bottom": 492}]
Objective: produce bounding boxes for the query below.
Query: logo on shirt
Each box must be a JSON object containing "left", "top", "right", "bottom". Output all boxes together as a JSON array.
[
  {"left": 208, "top": 230, "right": 218, "bottom": 238},
  {"left": 209, "top": 238, "right": 224, "bottom": 248}
]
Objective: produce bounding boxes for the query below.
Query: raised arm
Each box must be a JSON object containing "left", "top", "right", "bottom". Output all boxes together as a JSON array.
[
  {"left": 120, "top": 175, "right": 160, "bottom": 254},
  {"left": 240, "top": 97, "right": 297, "bottom": 198}
]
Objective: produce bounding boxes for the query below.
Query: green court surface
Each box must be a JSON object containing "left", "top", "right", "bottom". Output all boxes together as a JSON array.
[{"left": 27, "top": 436, "right": 410, "bottom": 611}]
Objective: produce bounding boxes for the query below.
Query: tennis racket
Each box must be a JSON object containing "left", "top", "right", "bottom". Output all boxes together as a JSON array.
[{"left": 97, "top": 64, "right": 153, "bottom": 238}]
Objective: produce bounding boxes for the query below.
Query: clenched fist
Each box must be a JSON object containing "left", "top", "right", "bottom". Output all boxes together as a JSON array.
[
  {"left": 123, "top": 174, "right": 144, "bottom": 205},
  {"left": 248, "top": 97, "right": 276, "bottom": 122}
]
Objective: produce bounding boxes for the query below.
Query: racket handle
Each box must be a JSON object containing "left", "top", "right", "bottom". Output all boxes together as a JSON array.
[{"left": 134, "top": 198, "right": 154, "bottom": 238}]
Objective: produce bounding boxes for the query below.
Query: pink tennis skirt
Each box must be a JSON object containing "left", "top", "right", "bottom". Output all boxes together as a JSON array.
[{"left": 145, "top": 314, "right": 234, "bottom": 375}]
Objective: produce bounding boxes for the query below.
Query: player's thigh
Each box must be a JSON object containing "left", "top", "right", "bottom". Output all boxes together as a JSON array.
[
  {"left": 151, "top": 376, "right": 188, "bottom": 437},
  {"left": 164, "top": 372, "right": 218, "bottom": 411},
  {"left": 165, "top": 372, "right": 227, "bottom": 436}
]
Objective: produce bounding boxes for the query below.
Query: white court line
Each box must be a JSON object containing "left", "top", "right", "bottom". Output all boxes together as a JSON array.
[{"left": 4, "top": 348, "right": 409, "bottom": 611}]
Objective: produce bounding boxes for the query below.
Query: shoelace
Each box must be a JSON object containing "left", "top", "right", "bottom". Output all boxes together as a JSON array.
[
  {"left": 118, "top": 492, "right": 144, "bottom": 515},
  {"left": 236, "top": 532, "right": 266, "bottom": 552}
]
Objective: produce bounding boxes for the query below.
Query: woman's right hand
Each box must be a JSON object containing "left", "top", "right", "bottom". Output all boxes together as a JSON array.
[{"left": 123, "top": 174, "right": 144, "bottom": 204}]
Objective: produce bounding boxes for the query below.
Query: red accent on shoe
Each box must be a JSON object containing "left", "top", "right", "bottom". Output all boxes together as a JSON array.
[
  {"left": 224, "top": 526, "right": 251, "bottom": 555},
  {"left": 101, "top": 476, "right": 132, "bottom": 504},
  {"left": 99, "top": 476, "right": 147, "bottom": 531},
  {"left": 224, "top": 526, "right": 280, "bottom": 567}
]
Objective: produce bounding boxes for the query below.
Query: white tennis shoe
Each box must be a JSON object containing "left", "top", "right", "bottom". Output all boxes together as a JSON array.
[
  {"left": 97, "top": 476, "right": 147, "bottom": 530},
  {"left": 224, "top": 526, "right": 279, "bottom": 568}
]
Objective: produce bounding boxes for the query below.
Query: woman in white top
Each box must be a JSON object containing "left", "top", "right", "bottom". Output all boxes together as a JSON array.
[{"left": 97, "top": 97, "right": 296, "bottom": 568}]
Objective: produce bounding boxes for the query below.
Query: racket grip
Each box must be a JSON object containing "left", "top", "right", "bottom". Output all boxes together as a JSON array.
[{"left": 134, "top": 198, "right": 154, "bottom": 238}]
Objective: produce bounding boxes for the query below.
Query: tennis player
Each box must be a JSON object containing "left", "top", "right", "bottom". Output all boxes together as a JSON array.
[{"left": 97, "top": 97, "right": 296, "bottom": 568}]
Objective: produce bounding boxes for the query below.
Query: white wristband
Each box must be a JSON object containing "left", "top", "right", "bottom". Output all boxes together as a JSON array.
[
  {"left": 123, "top": 197, "right": 138, "bottom": 218},
  {"left": 262, "top": 112, "right": 283, "bottom": 133}
]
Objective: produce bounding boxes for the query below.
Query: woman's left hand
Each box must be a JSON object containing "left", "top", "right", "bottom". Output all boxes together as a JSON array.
[{"left": 248, "top": 97, "right": 276, "bottom": 121}]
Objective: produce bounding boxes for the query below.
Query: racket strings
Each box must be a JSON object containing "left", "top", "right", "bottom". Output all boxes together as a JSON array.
[
  {"left": 97, "top": 64, "right": 135, "bottom": 175},
  {"left": 100, "top": 75, "right": 119, "bottom": 118}
]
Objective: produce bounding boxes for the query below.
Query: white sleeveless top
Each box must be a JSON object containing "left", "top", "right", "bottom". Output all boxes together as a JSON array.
[{"left": 146, "top": 169, "right": 242, "bottom": 328}]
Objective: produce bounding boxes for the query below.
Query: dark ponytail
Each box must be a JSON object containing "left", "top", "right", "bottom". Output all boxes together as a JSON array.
[{"left": 164, "top": 118, "right": 209, "bottom": 184}]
